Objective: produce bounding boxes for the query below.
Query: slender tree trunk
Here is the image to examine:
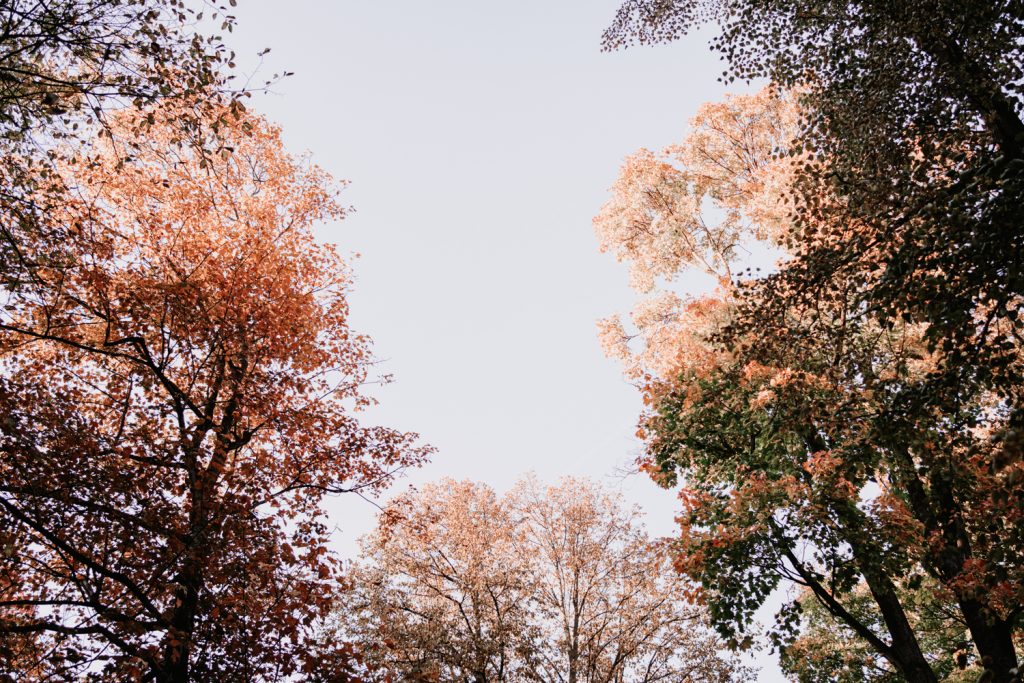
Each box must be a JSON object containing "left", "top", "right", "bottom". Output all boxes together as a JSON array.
[
  {"left": 857, "top": 563, "right": 938, "bottom": 683},
  {"left": 840, "top": 505, "right": 938, "bottom": 683},
  {"left": 161, "top": 558, "right": 202, "bottom": 682}
]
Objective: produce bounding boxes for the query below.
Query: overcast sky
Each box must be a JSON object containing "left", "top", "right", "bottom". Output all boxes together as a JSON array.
[{"left": 227, "top": 2, "right": 781, "bottom": 678}]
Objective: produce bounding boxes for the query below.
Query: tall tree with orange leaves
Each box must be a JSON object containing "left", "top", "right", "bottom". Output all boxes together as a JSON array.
[{"left": 0, "top": 100, "right": 428, "bottom": 681}]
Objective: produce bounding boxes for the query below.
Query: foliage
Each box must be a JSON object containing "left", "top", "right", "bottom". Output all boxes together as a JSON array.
[
  {"left": 347, "top": 480, "right": 536, "bottom": 682},
  {"left": 0, "top": 0, "right": 247, "bottom": 289},
  {"left": 0, "top": 100, "right": 428, "bottom": 680},
  {"left": 594, "top": 82, "right": 1024, "bottom": 682},
  {"left": 510, "top": 476, "right": 738, "bottom": 683},
  {"left": 781, "top": 578, "right": 980, "bottom": 683},
  {"left": 594, "top": 87, "right": 798, "bottom": 293},
  {"left": 342, "top": 477, "right": 746, "bottom": 683},
  {"left": 0, "top": 0, "right": 232, "bottom": 130},
  {"left": 603, "top": 0, "right": 1024, "bottom": 393},
  {"left": 595, "top": 89, "right": 798, "bottom": 380}
]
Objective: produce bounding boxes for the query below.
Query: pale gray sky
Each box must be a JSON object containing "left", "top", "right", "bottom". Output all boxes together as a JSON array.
[{"left": 228, "top": 2, "right": 781, "bottom": 679}]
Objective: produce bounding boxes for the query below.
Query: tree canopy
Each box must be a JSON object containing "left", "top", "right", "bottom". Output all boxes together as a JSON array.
[
  {"left": 0, "top": 98, "right": 428, "bottom": 680},
  {"left": 341, "top": 477, "right": 745, "bottom": 683},
  {"left": 594, "top": 77, "right": 1023, "bottom": 682}
]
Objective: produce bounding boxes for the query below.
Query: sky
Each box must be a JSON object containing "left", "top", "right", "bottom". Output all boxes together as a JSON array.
[{"left": 227, "top": 2, "right": 782, "bottom": 679}]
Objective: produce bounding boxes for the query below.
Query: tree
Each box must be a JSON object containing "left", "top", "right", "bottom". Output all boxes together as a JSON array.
[
  {"left": 602, "top": 0, "right": 1024, "bottom": 394},
  {"left": 348, "top": 480, "right": 537, "bottom": 682},
  {"left": 637, "top": 304, "right": 1022, "bottom": 682},
  {"left": 0, "top": 100, "right": 428, "bottom": 681},
  {"left": 594, "top": 86, "right": 798, "bottom": 294},
  {"left": 0, "top": 0, "right": 231, "bottom": 129},
  {"left": 781, "top": 577, "right": 983, "bottom": 682},
  {"left": 598, "top": 14, "right": 1024, "bottom": 678},
  {"left": 594, "top": 87, "right": 799, "bottom": 380},
  {"left": 594, "top": 86, "right": 1024, "bottom": 681},
  {"left": 510, "top": 476, "right": 740, "bottom": 683},
  {"left": 1, "top": 0, "right": 245, "bottom": 288},
  {"left": 343, "top": 478, "right": 744, "bottom": 683}
]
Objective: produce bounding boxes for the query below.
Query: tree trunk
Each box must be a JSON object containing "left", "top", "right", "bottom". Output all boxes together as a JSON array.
[
  {"left": 161, "top": 560, "right": 202, "bottom": 682},
  {"left": 797, "top": 433, "right": 939, "bottom": 682},
  {"left": 919, "top": 31, "right": 1024, "bottom": 160},
  {"left": 858, "top": 565, "right": 938, "bottom": 683},
  {"left": 960, "top": 600, "right": 1019, "bottom": 683}
]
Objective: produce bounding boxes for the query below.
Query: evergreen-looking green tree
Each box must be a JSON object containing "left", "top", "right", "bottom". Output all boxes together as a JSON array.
[{"left": 595, "top": 84, "right": 1024, "bottom": 682}]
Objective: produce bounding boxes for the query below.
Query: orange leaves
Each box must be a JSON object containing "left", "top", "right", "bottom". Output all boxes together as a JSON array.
[
  {"left": 34, "top": 100, "right": 430, "bottom": 487},
  {"left": 867, "top": 493, "right": 926, "bottom": 556},
  {"left": 346, "top": 477, "right": 739, "bottom": 682},
  {"left": 594, "top": 87, "right": 800, "bottom": 296},
  {"left": 0, "top": 97, "right": 428, "bottom": 678},
  {"left": 594, "top": 88, "right": 814, "bottom": 397},
  {"left": 594, "top": 148, "right": 700, "bottom": 292},
  {"left": 801, "top": 449, "right": 842, "bottom": 479},
  {"left": 599, "top": 291, "right": 736, "bottom": 381}
]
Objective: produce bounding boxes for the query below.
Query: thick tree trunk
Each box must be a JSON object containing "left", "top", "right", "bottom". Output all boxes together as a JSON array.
[
  {"left": 960, "top": 601, "right": 1019, "bottom": 683},
  {"left": 796, "top": 432, "right": 939, "bottom": 682},
  {"left": 918, "top": 31, "right": 1024, "bottom": 161},
  {"left": 888, "top": 442, "right": 1020, "bottom": 680},
  {"left": 779, "top": 540, "right": 937, "bottom": 682}
]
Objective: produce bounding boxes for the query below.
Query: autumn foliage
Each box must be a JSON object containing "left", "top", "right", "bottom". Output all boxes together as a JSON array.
[
  {"left": 341, "top": 477, "right": 745, "bottom": 683},
  {"left": 0, "top": 101, "right": 427, "bottom": 680},
  {"left": 3, "top": 1, "right": 1024, "bottom": 681}
]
